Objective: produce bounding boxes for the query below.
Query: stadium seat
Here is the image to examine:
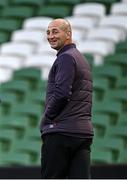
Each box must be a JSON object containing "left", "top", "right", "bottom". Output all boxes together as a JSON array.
[
  {"left": 91, "top": 148, "right": 113, "bottom": 164},
  {"left": 25, "top": 127, "right": 41, "bottom": 140},
  {"left": 0, "top": 42, "right": 35, "bottom": 58},
  {"left": 13, "top": 67, "right": 42, "bottom": 91},
  {"left": 92, "top": 136, "right": 123, "bottom": 163},
  {"left": 87, "top": 27, "right": 126, "bottom": 44},
  {"left": 66, "top": 16, "right": 96, "bottom": 34},
  {"left": 117, "top": 113, "right": 127, "bottom": 125},
  {"left": 104, "top": 89, "right": 127, "bottom": 111},
  {"left": 99, "top": 15, "right": 127, "bottom": 33},
  {"left": 0, "top": 0, "right": 10, "bottom": 16},
  {"left": 36, "top": 42, "right": 56, "bottom": 55},
  {"left": 0, "top": 115, "right": 28, "bottom": 139},
  {"left": 0, "top": 55, "right": 23, "bottom": 70},
  {"left": 37, "top": 5, "right": 72, "bottom": 18},
  {"left": 93, "top": 77, "right": 109, "bottom": 101},
  {"left": 0, "top": 31, "right": 9, "bottom": 44},
  {"left": 116, "top": 76, "right": 127, "bottom": 89},
  {"left": 24, "top": 54, "right": 55, "bottom": 67},
  {"left": 12, "top": 139, "right": 41, "bottom": 164},
  {"left": 24, "top": 54, "right": 55, "bottom": 79},
  {"left": 0, "top": 18, "right": 22, "bottom": 32},
  {"left": 104, "top": 53, "right": 127, "bottom": 76},
  {"left": 77, "top": 40, "right": 115, "bottom": 65},
  {"left": 84, "top": 53, "right": 94, "bottom": 66},
  {"left": 83, "top": 0, "right": 121, "bottom": 14},
  {"left": 118, "top": 149, "right": 127, "bottom": 163},
  {"left": 2, "top": 6, "right": 35, "bottom": 20},
  {"left": 73, "top": 3, "right": 106, "bottom": 23},
  {"left": 122, "top": 0, "right": 127, "bottom": 2},
  {"left": 1, "top": 115, "right": 29, "bottom": 129},
  {"left": 0, "top": 80, "right": 30, "bottom": 102},
  {"left": 26, "top": 90, "right": 45, "bottom": 106},
  {"left": 11, "top": 103, "right": 42, "bottom": 127},
  {"left": 92, "top": 113, "right": 110, "bottom": 137},
  {"left": 115, "top": 41, "right": 127, "bottom": 53},
  {"left": 106, "top": 125, "right": 127, "bottom": 145},
  {"left": 23, "top": 17, "right": 53, "bottom": 31},
  {"left": 0, "top": 55, "right": 24, "bottom": 83},
  {"left": 93, "top": 64, "right": 122, "bottom": 88},
  {"left": 0, "top": 67, "right": 13, "bottom": 83},
  {"left": 0, "top": 92, "right": 16, "bottom": 116},
  {"left": 1, "top": 151, "right": 32, "bottom": 166},
  {"left": 111, "top": 2, "right": 127, "bottom": 16},
  {"left": 0, "top": 68, "right": 12, "bottom": 83},
  {"left": 93, "top": 101, "right": 122, "bottom": 125},
  {"left": 38, "top": 79, "right": 47, "bottom": 91},
  {"left": 0, "top": 129, "right": 16, "bottom": 145},
  {"left": 0, "top": 0, "right": 10, "bottom": 7},
  {"left": 11, "top": 29, "right": 44, "bottom": 45}
]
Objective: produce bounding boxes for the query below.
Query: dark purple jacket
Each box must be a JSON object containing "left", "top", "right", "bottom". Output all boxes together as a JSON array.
[{"left": 40, "top": 43, "right": 94, "bottom": 138}]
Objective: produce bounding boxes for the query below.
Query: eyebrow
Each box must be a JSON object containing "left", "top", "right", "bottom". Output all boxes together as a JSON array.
[{"left": 47, "top": 28, "right": 60, "bottom": 33}]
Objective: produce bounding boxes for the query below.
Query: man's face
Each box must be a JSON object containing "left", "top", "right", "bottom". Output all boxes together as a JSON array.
[{"left": 46, "top": 22, "right": 70, "bottom": 51}]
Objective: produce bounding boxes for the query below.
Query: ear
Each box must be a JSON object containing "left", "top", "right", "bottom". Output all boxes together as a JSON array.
[{"left": 66, "top": 31, "right": 71, "bottom": 39}]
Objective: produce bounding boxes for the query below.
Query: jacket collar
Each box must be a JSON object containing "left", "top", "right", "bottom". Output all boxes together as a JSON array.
[{"left": 56, "top": 43, "right": 76, "bottom": 57}]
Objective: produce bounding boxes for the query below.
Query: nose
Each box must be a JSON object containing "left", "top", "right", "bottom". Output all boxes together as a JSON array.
[{"left": 47, "top": 32, "right": 54, "bottom": 39}]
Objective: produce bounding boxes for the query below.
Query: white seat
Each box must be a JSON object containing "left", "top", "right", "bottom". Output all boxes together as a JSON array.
[
  {"left": 0, "top": 55, "right": 23, "bottom": 69},
  {"left": 0, "top": 42, "right": 35, "bottom": 58},
  {"left": 77, "top": 40, "right": 115, "bottom": 65},
  {"left": 24, "top": 54, "right": 55, "bottom": 79},
  {"left": 99, "top": 15, "right": 127, "bottom": 32},
  {"left": 66, "top": 16, "right": 97, "bottom": 32},
  {"left": 0, "top": 68, "right": 12, "bottom": 83},
  {"left": 66, "top": 16, "right": 96, "bottom": 41},
  {"left": 25, "top": 54, "right": 55, "bottom": 67},
  {"left": 122, "top": 0, "right": 127, "bottom": 3},
  {"left": 73, "top": 3, "right": 106, "bottom": 22},
  {"left": 111, "top": 3, "right": 127, "bottom": 16},
  {"left": 87, "top": 27, "right": 126, "bottom": 44},
  {"left": 23, "top": 17, "right": 53, "bottom": 31},
  {"left": 71, "top": 29, "right": 86, "bottom": 43},
  {"left": 36, "top": 42, "right": 56, "bottom": 55},
  {"left": 11, "top": 30, "right": 45, "bottom": 45}
]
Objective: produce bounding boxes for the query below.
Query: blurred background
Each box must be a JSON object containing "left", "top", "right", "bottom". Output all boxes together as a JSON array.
[{"left": 0, "top": 0, "right": 127, "bottom": 178}]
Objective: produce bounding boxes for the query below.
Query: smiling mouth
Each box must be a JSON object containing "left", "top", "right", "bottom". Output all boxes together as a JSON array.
[{"left": 50, "top": 41, "right": 57, "bottom": 45}]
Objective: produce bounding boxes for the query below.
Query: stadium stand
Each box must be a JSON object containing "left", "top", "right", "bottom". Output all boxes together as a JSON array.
[{"left": 0, "top": 0, "right": 127, "bottom": 166}]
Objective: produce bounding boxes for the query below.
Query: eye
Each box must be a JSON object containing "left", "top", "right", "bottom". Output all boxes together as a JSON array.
[
  {"left": 52, "top": 29, "right": 59, "bottom": 34},
  {"left": 46, "top": 30, "right": 50, "bottom": 35}
]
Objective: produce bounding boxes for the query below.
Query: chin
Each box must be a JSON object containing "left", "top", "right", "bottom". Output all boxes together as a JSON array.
[{"left": 51, "top": 46, "right": 59, "bottom": 50}]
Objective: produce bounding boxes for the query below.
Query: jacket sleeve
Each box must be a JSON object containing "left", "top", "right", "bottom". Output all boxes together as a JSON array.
[{"left": 44, "top": 54, "right": 75, "bottom": 121}]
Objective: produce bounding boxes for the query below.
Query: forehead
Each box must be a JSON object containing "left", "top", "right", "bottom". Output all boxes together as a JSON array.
[{"left": 47, "top": 21, "right": 63, "bottom": 31}]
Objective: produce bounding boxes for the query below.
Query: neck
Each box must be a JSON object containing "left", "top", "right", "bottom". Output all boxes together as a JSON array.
[{"left": 57, "top": 40, "right": 72, "bottom": 52}]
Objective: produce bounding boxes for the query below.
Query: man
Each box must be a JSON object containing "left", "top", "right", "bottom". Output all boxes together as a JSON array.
[{"left": 40, "top": 18, "right": 94, "bottom": 179}]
